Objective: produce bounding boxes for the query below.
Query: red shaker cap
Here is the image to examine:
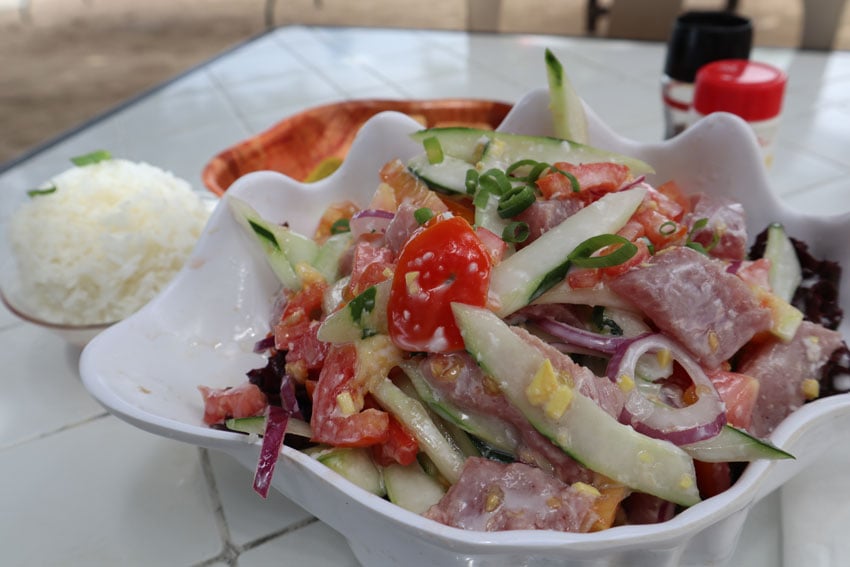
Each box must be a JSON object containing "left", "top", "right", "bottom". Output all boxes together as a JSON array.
[{"left": 693, "top": 59, "right": 787, "bottom": 121}]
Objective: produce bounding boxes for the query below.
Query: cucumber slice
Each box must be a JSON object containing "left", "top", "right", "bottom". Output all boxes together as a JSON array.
[
  {"left": 490, "top": 187, "right": 647, "bottom": 317},
  {"left": 473, "top": 190, "right": 511, "bottom": 240},
  {"left": 545, "top": 48, "right": 588, "bottom": 144},
  {"left": 313, "top": 231, "right": 353, "bottom": 284},
  {"left": 453, "top": 303, "right": 700, "bottom": 507},
  {"left": 308, "top": 446, "right": 385, "bottom": 496},
  {"left": 410, "top": 128, "right": 653, "bottom": 175},
  {"left": 317, "top": 280, "right": 390, "bottom": 343},
  {"left": 764, "top": 222, "right": 802, "bottom": 303},
  {"left": 400, "top": 360, "right": 519, "bottom": 456},
  {"left": 682, "top": 425, "right": 794, "bottom": 462},
  {"left": 370, "top": 376, "right": 467, "bottom": 484},
  {"left": 383, "top": 461, "right": 447, "bottom": 514},
  {"left": 228, "top": 196, "right": 318, "bottom": 290},
  {"left": 410, "top": 127, "right": 490, "bottom": 163},
  {"left": 225, "top": 416, "right": 312, "bottom": 438},
  {"left": 407, "top": 153, "right": 474, "bottom": 195}
]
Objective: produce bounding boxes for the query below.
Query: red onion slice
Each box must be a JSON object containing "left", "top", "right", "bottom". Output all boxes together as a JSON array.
[
  {"left": 533, "top": 316, "right": 638, "bottom": 355},
  {"left": 253, "top": 405, "right": 289, "bottom": 498},
  {"left": 350, "top": 209, "right": 394, "bottom": 240},
  {"left": 607, "top": 333, "right": 726, "bottom": 445},
  {"left": 253, "top": 373, "right": 302, "bottom": 497}
]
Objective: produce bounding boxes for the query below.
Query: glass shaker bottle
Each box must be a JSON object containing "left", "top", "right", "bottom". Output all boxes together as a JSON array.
[
  {"left": 662, "top": 11, "right": 753, "bottom": 139},
  {"left": 693, "top": 59, "right": 787, "bottom": 167}
]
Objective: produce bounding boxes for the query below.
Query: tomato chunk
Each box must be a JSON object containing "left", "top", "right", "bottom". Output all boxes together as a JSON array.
[
  {"left": 537, "top": 162, "right": 631, "bottom": 202},
  {"left": 310, "top": 344, "right": 390, "bottom": 447},
  {"left": 371, "top": 415, "right": 419, "bottom": 467},
  {"left": 348, "top": 240, "right": 395, "bottom": 297},
  {"left": 387, "top": 215, "right": 492, "bottom": 352},
  {"left": 198, "top": 383, "right": 268, "bottom": 425}
]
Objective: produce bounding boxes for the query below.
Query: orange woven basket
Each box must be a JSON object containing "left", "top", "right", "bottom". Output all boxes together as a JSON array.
[{"left": 202, "top": 98, "right": 513, "bottom": 195}]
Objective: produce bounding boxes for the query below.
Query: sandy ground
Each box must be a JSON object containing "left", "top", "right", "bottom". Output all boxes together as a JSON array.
[{"left": 1, "top": 0, "right": 847, "bottom": 166}]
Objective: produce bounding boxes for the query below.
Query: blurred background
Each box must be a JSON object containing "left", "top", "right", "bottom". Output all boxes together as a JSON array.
[{"left": 2, "top": 0, "right": 849, "bottom": 166}]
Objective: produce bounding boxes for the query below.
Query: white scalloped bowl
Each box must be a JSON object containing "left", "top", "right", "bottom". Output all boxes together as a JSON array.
[{"left": 79, "top": 88, "right": 850, "bottom": 566}]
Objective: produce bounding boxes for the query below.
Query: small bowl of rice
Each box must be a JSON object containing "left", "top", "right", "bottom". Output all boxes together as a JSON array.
[{"left": 1, "top": 152, "right": 216, "bottom": 348}]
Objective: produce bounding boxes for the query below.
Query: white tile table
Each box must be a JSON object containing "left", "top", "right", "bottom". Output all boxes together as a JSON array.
[{"left": 1, "top": 25, "right": 849, "bottom": 567}]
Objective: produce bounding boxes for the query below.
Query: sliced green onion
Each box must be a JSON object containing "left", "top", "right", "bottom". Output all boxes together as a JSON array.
[
  {"left": 501, "top": 221, "right": 530, "bottom": 243},
  {"left": 349, "top": 285, "right": 377, "bottom": 322},
  {"left": 27, "top": 184, "right": 57, "bottom": 198},
  {"left": 414, "top": 207, "right": 434, "bottom": 225},
  {"left": 330, "top": 218, "right": 351, "bottom": 234},
  {"left": 568, "top": 234, "right": 638, "bottom": 268},
  {"left": 472, "top": 187, "right": 493, "bottom": 210},
  {"left": 497, "top": 185, "right": 536, "bottom": 218},
  {"left": 658, "top": 220, "right": 678, "bottom": 235},
  {"left": 478, "top": 168, "right": 512, "bottom": 196},
  {"left": 70, "top": 150, "right": 111, "bottom": 166},
  {"left": 550, "top": 166, "right": 580, "bottom": 193},
  {"left": 686, "top": 217, "right": 719, "bottom": 254},
  {"left": 465, "top": 169, "right": 479, "bottom": 194},
  {"left": 506, "top": 159, "right": 555, "bottom": 184},
  {"left": 423, "top": 136, "right": 444, "bottom": 165}
]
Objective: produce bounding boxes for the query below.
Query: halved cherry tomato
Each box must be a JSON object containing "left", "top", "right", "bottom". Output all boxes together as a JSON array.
[
  {"left": 387, "top": 215, "right": 491, "bottom": 352},
  {"left": 310, "top": 343, "right": 390, "bottom": 447}
]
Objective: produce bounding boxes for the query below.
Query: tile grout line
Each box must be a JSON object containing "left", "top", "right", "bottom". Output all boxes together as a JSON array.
[
  {"left": 193, "top": 447, "right": 239, "bottom": 567},
  {"left": 0, "top": 410, "right": 111, "bottom": 452},
  {"left": 191, "top": 445, "right": 321, "bottom": 566}
]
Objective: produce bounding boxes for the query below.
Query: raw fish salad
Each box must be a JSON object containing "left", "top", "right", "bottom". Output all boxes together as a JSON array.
[{"left": 199, "top": 54, "right": 849, "bottom": 533}]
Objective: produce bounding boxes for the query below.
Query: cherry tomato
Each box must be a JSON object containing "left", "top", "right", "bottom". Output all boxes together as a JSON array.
[{"left": 387, "top": 215, "right": 491, "bottom": 352}]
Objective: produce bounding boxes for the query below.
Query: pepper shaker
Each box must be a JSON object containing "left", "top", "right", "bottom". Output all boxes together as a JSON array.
[{"left": 662, "top": 11, "right": 753, "bottom": 139}]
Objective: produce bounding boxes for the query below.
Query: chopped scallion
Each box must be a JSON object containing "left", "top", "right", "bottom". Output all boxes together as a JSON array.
[
  {"left": 414, "top": 207, "right": 434, "bottom": 225},
  {"left": 330, "top": 218, "right": 351, "bottom": 234},
  {"left": 70, "top": 150, "right": 111, "bottom": 166},
  {"left": 550, "top": 166, "right": 580, "bottom": 192},
  {"left": 568, "top": 233, "right": 637, "bottom": 268},
  {"left": 658, "top": 220, "right": 678, "bottom": 235},
  {"left": 685, "top": 217, "right": 719, "bottom": 254},
  {"left": 465, "top": 169, "right": 479, "bottom": 194},
  {"left": 423, "top": 136, "right": 444, "bottom": 165},
  {"left": 27, "top": 184, "right": 57, "bottom": 198},
  {"left": 497, "top": 185, "right": 535, "bottom": 218},
  {"left": 478, "top": 168, "right": 512, "bottom": 196},
  {"left": 501, "top": 221, "right": 530, "bottom": 243}
]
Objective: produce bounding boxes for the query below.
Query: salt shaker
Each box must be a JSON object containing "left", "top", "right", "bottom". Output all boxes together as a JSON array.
[
  {"left": 662, "top": 11, "right": 753, "bottom": 139},
  {"left": 693, "top": 59, "right": 787, "bottom": 167}
]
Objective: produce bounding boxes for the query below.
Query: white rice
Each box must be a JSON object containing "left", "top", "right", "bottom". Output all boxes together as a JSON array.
[{"left": 8, "top": 159, "right": 212, "bottom": 325}]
